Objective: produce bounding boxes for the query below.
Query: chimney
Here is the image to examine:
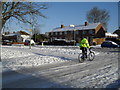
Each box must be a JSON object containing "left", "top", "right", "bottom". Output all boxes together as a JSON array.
[
  {"left": 85, "top": 22, "right": 88, "bottom": 26},
  {"left": 61, "top": 24, "right": 64, "bottom": 28}
]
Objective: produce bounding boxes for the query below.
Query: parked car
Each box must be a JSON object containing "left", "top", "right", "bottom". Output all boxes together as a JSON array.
[
  {"left": 101, "top": 41, "right": 119, "bottom": 48},
  {"left": 24, "top": 39, "right": 35, "bottom": 46},
  {"left": 2, "top": 40, "right": 12, "bottom": 46}
]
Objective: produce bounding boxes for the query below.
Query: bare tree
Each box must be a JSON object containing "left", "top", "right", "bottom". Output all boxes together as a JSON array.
[
  {"left": 86, "top": 7, "right": 110, "bottom": 31},
  {"left": 1, "top": 2, "right": 48, "bottom": 33}
]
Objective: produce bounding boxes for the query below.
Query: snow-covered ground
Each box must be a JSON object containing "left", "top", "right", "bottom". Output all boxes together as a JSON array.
[
  {"left": 1, "top": 45, "right": 119, "bottom": 88},
  {"left": 1, "top": 45, "right": 99, "bottom": 69}
]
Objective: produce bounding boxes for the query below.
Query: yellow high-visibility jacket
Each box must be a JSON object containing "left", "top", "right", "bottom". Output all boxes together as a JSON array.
[{"left": 79, "top": 38, "right": 90, "bottom": 48}]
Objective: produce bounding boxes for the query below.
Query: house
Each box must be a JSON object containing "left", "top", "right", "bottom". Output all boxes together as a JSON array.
[
  {"left": 16, "top": 31, "right": 30, "bottom": 42},
  {"left": 46, "top": 22, "right": 106, "bottom": 45},
  {"left": 105, "top": 29, "right": 120, "bottom": 45},
  {"left": 105, "top": 32, "right": 118, "bottom": 38},
  {"left": 2, "top": 31, "right": 30, "bottom": 43},
  {"left": 2, "top": 33, "right": 17, "bottom": 42},
  {"left": 113, "top": 28, "right": 120, "bottom": 38}
]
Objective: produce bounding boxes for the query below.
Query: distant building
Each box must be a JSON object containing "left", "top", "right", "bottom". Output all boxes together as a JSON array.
[
  {"left": 113, "top": 28, "right": 120, "bottom": 38},
  {"left": 105, "top": 33, "right": 118, "bottom": 38},
  {"left": 105, "top": 29, "right": 120, "bottom": 45},
  {"left": 46, "top": 22, "right": 106, "bottom": 45},
  {"left": 2, "top": 31, "right": 30, "bottom": 42}
]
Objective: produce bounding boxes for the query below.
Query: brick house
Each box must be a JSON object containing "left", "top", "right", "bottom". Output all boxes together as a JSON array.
[{"left": 46, "top": 22, "right": 106, "bottom": 45}]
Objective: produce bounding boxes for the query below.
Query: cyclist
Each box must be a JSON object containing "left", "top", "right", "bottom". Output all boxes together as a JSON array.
[{"left": 79, "top": 37, "right": 90, "bottom": 58}]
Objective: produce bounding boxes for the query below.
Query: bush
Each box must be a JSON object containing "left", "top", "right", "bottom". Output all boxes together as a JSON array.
[{"left": 93, "top": 42, "right": 96, "bottom": 46}]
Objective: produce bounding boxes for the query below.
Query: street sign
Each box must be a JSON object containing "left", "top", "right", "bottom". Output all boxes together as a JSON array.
[{"left": 30, "top": 29, "right": 32, "bottom": 32}]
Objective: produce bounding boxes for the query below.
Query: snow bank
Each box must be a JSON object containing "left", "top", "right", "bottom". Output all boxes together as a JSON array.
[
  {"left": 1, "top": 45, "right": 99, "bottom": 69},
  {"left": 1, "top": 46, "right": 67, "bottom": 69},
  {"left": 1, "top": 47, "right": 33, "bottom": 59}
]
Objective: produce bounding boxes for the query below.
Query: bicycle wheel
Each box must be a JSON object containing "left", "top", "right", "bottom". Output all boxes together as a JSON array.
[
  {"left": 78, "top": 53, "right": 85, "bottom": 63},
  {"left": 88, "top": 52, "right": 95, "bottom": 61}
]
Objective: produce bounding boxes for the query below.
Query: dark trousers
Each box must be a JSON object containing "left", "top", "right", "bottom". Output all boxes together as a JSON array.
[{"left": 80, "top": 47, "right": 87, "bottom": 58}]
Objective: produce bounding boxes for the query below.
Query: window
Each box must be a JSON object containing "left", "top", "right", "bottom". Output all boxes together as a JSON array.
[
  {"left": 71, "top": 31, "right": 73, "bottom": 34},
  {"left": 51, "top": 32, "right": 53, "bottom": 35},
  {"left": 57, "top": 32, "right": 60, "bottom": 35},
  {"left": 55, "top": 32, "right": 57, "bottom": 35},
  {"left": 49, "top": 32, "right": 51, "bottom": 35},
  {"left": 82, "top": 30, "right": 86, "bottom": 34},
  {"left": 89, "top": 30, "right": 94, "bottom": 34},
  {"left": 76, "top": 31, "right": 79, "bottom": 34},
  {"left": 65, "top": 32, "right": 67, "bottom": 34},
  {"left": 60, "top": 32, "right": 62, "bottom": 35}
]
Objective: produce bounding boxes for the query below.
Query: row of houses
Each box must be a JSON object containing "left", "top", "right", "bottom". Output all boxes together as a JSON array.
[
  {"left": 46, "top": 22, "right": 119, "bottom": 45},
  {"left": 2, "top": 31, "right": 30, "bottom": 43},
  {"left": 2, "top": 22, "right": 120, "bottom": 45}
]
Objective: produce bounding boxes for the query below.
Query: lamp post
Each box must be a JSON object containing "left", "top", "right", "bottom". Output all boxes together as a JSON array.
[
  {"left": 29, "top": 29, "right": 32, "bottom": 49},
  {"left": 74, "top": 29, "right": 76, "bottom": 46},
  {"left": 29, "top": 2, "right": 33, "bottom": 49},
  {"left": 70, "top": 25, "right": 76, "bottom": 46}
]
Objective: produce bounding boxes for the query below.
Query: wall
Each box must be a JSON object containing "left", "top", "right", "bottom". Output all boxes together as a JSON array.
[{"left": 93, "top": 38, "right": 105, "bottom": 45}]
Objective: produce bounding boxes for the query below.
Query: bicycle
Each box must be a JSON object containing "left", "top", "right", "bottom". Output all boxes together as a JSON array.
[{"left": 78, "top": 48, "right": 95, "bottom": 63}]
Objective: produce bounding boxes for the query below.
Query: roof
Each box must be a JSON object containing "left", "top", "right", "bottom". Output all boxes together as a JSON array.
[
  {"left": 18, "top": 31, "right": 30, "bottom": 35},
  {"left": 105, "top": 33, "right": 118, "bottom": 37},
  {"left": 3, "top": 31, "right": 30, "bottom": 36},
  {"left": 51, "top": 22, "right": 101, "bottom": 32},
  {"left": 113, "top": 29, "right": 120, "bottom": 35},
  {"left": 4, "top": 33, "right": 17, "bottom": 37}
]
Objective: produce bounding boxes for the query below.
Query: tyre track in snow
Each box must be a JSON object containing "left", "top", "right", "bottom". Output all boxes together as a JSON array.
[
  {"left": 17, "top": 52, "right": 117, "bottom": 77},
  {"left": 3, "top": 53, "right": 118, "bottom": 88},
  {"left": 28, "top": 53, "right": 118, "bottom": 88}
]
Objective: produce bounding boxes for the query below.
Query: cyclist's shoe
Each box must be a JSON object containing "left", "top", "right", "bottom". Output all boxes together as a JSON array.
[
  {"left": 81, "top": 56, "right": 84, "bottom": 59},
  {"left": 84, "top": 55, "right": 87, "bottom": 58},
  {"left": 89, "top": 48, "right": 91, "bottom": 51}
]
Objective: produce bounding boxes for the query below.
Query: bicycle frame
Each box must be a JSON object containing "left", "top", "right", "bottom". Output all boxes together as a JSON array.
[{"left": 78, "top": 48, "right": 95, "bottom": 63}]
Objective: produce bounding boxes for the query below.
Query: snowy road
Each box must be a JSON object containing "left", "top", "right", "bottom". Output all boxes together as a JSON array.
[{"left": 1, "top": 45, "right": 119, "bottom": 88}]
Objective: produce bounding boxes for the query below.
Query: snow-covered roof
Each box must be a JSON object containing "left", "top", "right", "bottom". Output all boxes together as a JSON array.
[
  {"left": 4, "top": 33, "right": 17, "bottom": 36},
  {"left": 18, "top": 31, "right": 30, "bottom": 35},
  {"left": 51, "top": 23, "right": 101, "bottom": 32},
  {"left": 105, "top": 33, "right": 118, "bottom": 37}
]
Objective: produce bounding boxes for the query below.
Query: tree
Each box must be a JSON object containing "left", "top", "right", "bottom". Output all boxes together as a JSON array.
[
  {"left": 86, "top": 7, "right": 110, "bottom": 31},
  {"left": 32, "top": 25, "right": 41, "bottom": 42},
  {"left": 1, "top": 2, "right": 48, "bottom": 33},
  {"left": 32, "top": 34, "right": 48, "bottom": 42}
]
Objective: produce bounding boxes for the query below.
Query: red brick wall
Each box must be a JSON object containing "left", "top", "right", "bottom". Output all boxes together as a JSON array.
[{"left": 93, "top": 38, "right": 105, "bottom": 45}]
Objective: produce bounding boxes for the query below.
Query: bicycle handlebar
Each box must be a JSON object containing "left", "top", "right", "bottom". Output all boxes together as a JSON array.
[{"left": 89, "top": 48, "right": 93, "bottom": 52}]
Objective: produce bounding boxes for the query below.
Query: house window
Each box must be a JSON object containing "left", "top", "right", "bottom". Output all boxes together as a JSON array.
[
  {"left": 60, "top": 32, "right": 62, "bottom": 35},
  {"left": 57, "top": 32, "right": 60, "bottom": 35},
  {"left": 55, "top": 32, "right": 57, "bottom": 35},
  {"left": 65, "top": 31, "right": 67, "bottom": 34},
  {"left": 53, "top": 32, "right": 55, "bottom": 35},
  {"left": 49, "top": 32, "right": 51, "bottom": 35},
  {"left": 76, "top": 31, "right": 79, "bottom": 34},
  {"left": 71, "top": 31, "right": 73, "bottom": 34},
  {"left": 89, "top": 30, "right": 94, "bottom": 34},
  {"left": 51, "top": 32, "right": 53, "bottom": 35},
  {"left": 82, "top": 30, "right": 86, "bottom": 34}
]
